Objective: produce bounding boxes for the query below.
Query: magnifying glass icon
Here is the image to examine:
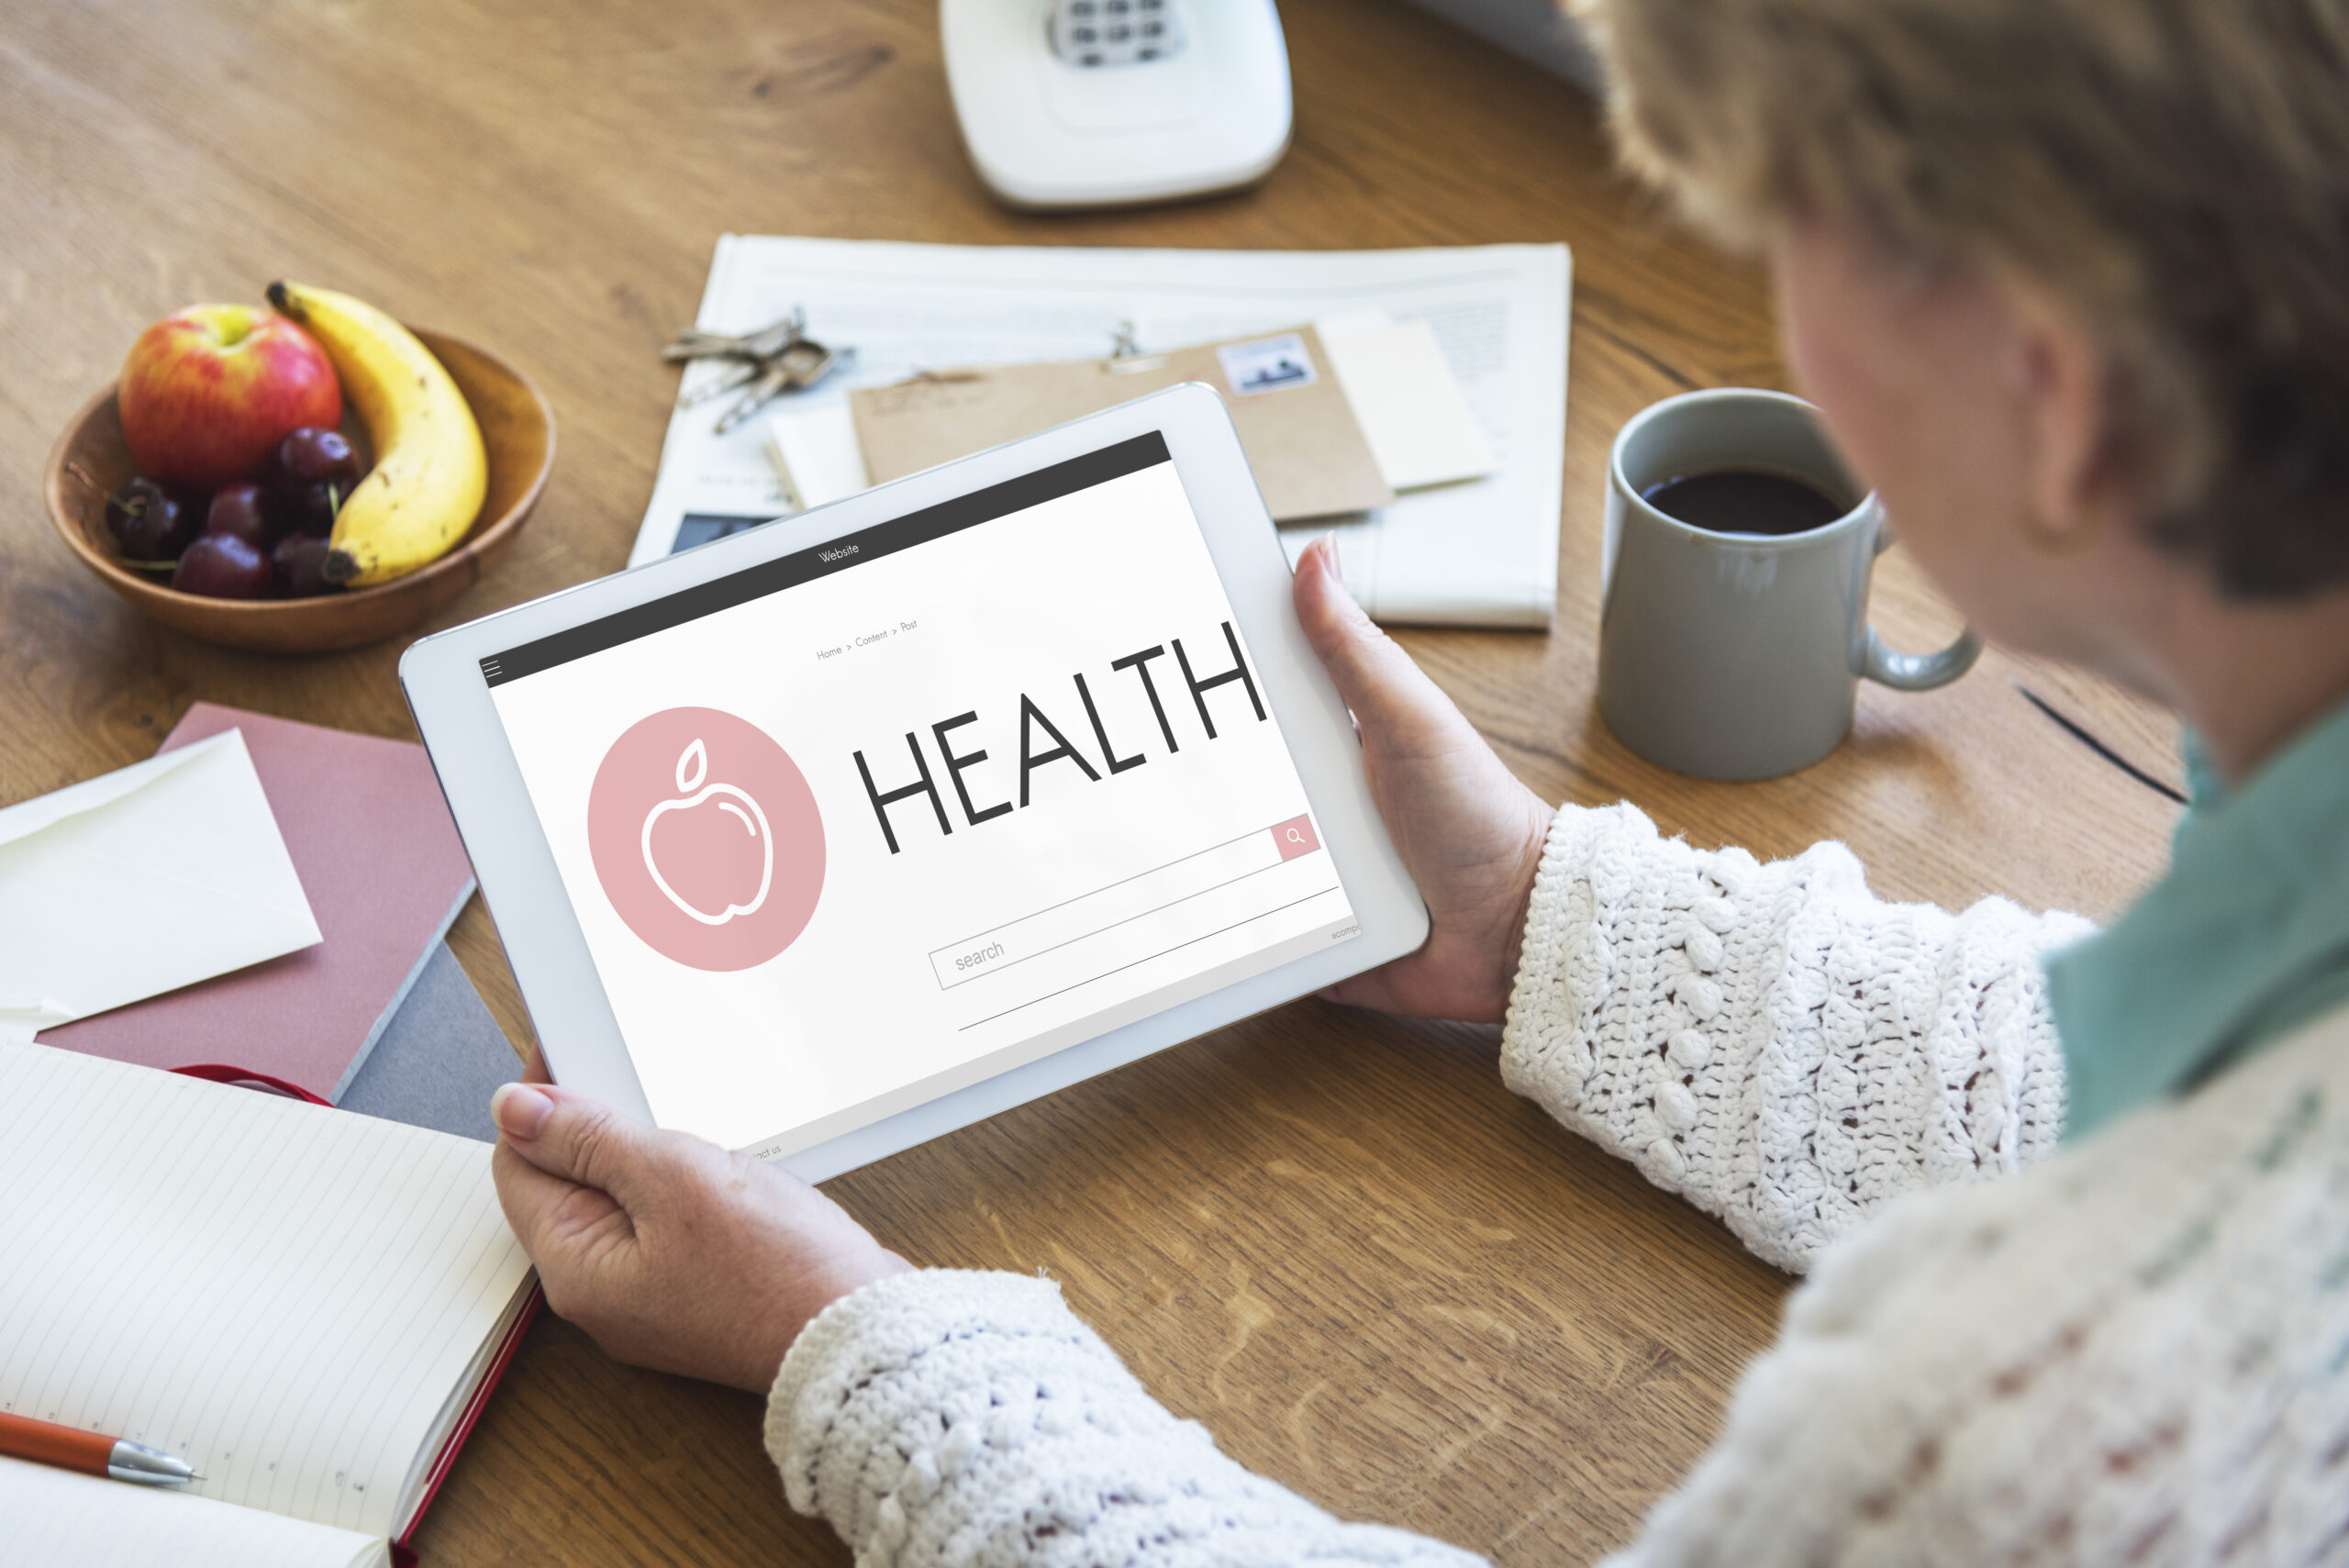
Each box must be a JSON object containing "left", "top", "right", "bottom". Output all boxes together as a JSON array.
[{"left": 1286, "top": 828, "right": 1307, "bottom": 845}]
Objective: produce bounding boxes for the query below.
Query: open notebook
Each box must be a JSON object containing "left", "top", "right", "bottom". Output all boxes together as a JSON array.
[{"left": 0, "top": 1044, "right": 536, "bottom": 1567}]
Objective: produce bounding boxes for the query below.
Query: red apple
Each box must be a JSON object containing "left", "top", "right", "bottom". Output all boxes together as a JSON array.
[{"left": 117, "top": 304, "right": 342, "bottom": 489}]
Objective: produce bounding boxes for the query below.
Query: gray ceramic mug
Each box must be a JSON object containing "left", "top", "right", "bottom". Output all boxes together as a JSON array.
[{"left": 1598, "top": 388, "right": 1981, "bottom": 780}]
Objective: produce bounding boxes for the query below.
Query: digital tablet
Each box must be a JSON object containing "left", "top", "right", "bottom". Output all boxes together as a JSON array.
[{"left": 400, "top": 384, "right": 1426, "bottom": 1180}]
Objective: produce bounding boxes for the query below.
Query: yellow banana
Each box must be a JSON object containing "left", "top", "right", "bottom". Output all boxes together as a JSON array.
[{"left": 265, "top": 281, "right": 486, "bottom": 587}]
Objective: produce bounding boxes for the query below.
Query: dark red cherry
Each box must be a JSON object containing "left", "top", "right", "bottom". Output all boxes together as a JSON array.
[
  {"left": 205, "top": 483, "right": 285, "bottom": 550},
  {"left": 172, "top": 532, "right": 273, "bottom": 599},
  {"left": 104, "top": 477, "right": 199, "bottom": 565},
  {"left": 278, "top": 478, "right": 342, "bottom": 537},
  {"left": 277, "top": 427, "right": 360, "bottom": 486},
  {"left": 271, "top": 532, "right": 337, "bottom": 598}
]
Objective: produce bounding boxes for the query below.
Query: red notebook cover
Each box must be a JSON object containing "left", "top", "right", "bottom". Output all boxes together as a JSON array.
[{"left": 41, "top": 704, "right": 476, "bottom": 1102}]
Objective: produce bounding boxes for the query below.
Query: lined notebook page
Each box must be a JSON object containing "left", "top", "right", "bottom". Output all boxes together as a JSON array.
[
  {"left": 2, "top": 1456, "right": 384, "bottom": 1568},
  {"left": 0, "top": 1043, "right": 532, "bottom": 1539}
]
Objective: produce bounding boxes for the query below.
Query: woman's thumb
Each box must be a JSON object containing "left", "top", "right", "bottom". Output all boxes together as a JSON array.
[
  {"left": 1292, "top": 534, "right": 1458, "bottom": 742},
  {"left": 493, "top": 1083, "right": 659, "bottom": 1204}
]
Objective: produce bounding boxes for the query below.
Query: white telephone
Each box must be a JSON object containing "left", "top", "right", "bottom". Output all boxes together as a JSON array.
[{"left": 940, "top": 0, "right": 1293, "bottom": 208}]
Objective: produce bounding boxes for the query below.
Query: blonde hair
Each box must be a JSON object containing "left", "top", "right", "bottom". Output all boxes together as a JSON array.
[{"left": 1575, "top": 0, "right": 2349, "bottom": 596}]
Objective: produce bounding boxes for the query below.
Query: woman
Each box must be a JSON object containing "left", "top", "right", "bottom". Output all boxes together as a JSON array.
[{"left": 487, "top": 0, "right": 2349, "bottom": 1558}]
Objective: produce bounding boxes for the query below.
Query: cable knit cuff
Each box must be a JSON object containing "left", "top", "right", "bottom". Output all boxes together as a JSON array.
[
  {"left": 1500, "top": 803, "right": 1612, "bottom": 1117},
  {"left": 1498, "top": 801, "right": 2079, "bottom": 1274},
  {"left": 766, "top": 1269, "right": 1092, "bottom": 1525},
  {"left": 766, "top": 1268, "right": 1484, "bottom": 1566}
]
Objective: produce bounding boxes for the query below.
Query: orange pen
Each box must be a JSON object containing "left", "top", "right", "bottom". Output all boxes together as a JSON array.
[{"left": 0, "top": 1408, "right": 199, "bottom": 1485}]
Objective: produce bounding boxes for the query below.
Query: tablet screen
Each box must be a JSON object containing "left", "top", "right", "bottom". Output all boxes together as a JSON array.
[{"left": 479, "top": 433, "right": 1361, "bottom": 1156}]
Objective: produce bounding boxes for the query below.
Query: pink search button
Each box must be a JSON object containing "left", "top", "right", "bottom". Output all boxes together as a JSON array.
[{"left": 1270, "top": 815, "right": 1320, "bottom": 862}]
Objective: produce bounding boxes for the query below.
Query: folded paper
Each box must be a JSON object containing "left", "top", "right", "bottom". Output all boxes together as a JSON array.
[{"left": 0, "top": 728, "right": 321, "bottom": 1043}]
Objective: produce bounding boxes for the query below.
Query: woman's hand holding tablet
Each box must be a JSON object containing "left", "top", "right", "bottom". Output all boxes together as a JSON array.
[
  {"left": 487, "top": 1077, "right": 911, "bottom": 1393},
  {"left": 1288, "top": 537, "right": 1557, "bottom": 1024}
]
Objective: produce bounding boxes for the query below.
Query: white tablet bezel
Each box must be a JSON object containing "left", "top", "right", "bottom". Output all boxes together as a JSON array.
[{"left": 400, "top": 383, "right": 1427, "bottom": 1181}]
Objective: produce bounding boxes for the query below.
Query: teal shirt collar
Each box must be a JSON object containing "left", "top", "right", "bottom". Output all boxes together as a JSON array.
[{"left": 2045, "top": 695, "right": 2349, "bottom": 1140}]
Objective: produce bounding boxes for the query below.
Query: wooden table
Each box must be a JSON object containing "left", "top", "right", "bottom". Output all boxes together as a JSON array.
[{"left": 0, "top": 1, "right": 2186, "bottom": 1562}]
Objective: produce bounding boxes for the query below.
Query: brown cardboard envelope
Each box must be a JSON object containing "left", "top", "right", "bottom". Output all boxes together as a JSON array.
[{"left": 849, "top": 325, "right": 1396, "bottom": 523}]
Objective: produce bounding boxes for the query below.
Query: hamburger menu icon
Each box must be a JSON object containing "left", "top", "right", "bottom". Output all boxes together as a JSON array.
[{"left": 587, "top": 707, "right": 824, "bottom": 971}]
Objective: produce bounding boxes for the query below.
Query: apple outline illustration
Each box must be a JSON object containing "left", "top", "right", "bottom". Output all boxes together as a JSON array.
[{"left": 640, "top": 736, "right": 774, "bottom": 927}]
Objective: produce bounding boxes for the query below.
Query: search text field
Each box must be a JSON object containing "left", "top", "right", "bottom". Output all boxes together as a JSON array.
[{"left": 929, "top": 818, "right": 1333, "bottom": 998}]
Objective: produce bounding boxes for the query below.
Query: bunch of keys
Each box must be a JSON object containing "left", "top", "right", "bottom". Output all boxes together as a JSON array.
[{"left": 664, "top": 307, "right": 852, "bottom": 434}]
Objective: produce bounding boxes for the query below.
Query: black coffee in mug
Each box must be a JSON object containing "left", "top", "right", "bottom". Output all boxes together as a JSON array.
[{"left": 1640, "top": 468, "right": 1849, "bottom": 537}]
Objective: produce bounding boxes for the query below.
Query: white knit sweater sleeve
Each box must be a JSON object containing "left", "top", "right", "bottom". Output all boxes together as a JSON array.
[
  {"left": 1501, "top": 801, "right": 2091, "bottom": 1273},
  {"left": 765, "top": 1268, "right": 1486, "bottom": 1568},
  {"left": 761, "top": 1010, "right": 2349, "bottom": 1568}
]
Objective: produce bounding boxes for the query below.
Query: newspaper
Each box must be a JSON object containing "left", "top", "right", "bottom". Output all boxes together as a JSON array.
[{"left": 632, "top": 237, "right": 1570, "bottom": 628}]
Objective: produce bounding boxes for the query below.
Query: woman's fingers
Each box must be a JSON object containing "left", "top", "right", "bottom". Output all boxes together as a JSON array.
[
  {"left": 484, "top": 1084, "right": 907, "bottom": 1391},
  {"left": 1292, "top": 535, "right": 1464, "bottom": 753},
  {"left": 492, "top": 1082, "right": 673, "bottom": 1210},
  {"left": 491, "top": 1137, "right": 629, "bottom": 1262},
  {"left": 1317, "top": 968, "right": 1406, "bottom": 1013},
  {"left": 1290, "top": 534, "right": 1554, "bottom": 1024}
]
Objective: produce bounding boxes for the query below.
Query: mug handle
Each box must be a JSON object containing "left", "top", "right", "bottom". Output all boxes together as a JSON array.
[{"left": 1863, "top": 524, "right": 1984, "bottom": 691}]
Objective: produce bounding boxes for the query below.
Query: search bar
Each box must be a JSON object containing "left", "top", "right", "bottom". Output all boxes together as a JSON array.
[{"left": 929, "top": 815, "right": 1328, "bottom": 995}]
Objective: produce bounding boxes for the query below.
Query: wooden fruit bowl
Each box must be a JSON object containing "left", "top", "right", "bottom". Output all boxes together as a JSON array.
[{"left": 44, "top": 328, "right": 555, "bottom": 654}]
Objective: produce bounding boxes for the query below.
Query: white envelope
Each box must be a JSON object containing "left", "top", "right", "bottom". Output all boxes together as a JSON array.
[
  {"left": 1316, "top": 313, "right": 1497, "bottom": 493},
  {"left": 0, "top": 729, "right": 322, "bottom": 1044}
]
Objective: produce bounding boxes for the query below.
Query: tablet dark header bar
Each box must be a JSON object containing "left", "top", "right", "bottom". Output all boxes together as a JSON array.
[{"left": 480, "top": 431, "right": 1170, "bottom": 687}]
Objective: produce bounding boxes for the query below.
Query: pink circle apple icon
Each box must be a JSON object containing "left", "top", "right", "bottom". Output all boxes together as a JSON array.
[
  {"left": 588, "top": 707, "right": 824, "bottom": 972},
  {"left": 642, "top": 737, "right": 774, "bottom": 926}
]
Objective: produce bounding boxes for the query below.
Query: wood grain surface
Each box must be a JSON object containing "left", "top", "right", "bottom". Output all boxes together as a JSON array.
[{"left": 0, "top": 1, "right": 2182, "bottom": 1562}]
